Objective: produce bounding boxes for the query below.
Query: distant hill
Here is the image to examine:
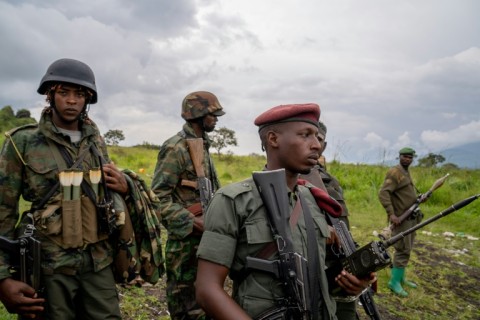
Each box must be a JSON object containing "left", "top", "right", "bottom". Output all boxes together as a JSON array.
[{"left": 438, "top": 141, "right": 480, "bottom": 169}]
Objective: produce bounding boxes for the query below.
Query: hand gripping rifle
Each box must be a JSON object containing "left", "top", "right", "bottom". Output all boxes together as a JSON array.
[
  {"left": 96, "top": 155, "right": 117, "bottom": 235},
  {"left": 0, "top": 212, "right": 41, "bottom": 292},
  {"left": 380, "top": 173, "right": 450, "bottom": 240},
  {"left": 325, "top": 215, "right": 381, "bottom": 320},
  {"left": 246, "top": 169, "right": 311, "bottom": 320},
  {"left": 327, "top": 194, "right": 479, "bottom": 285},
  {"left": 186, "top": 138, "right": 213, "bottom": 214}
]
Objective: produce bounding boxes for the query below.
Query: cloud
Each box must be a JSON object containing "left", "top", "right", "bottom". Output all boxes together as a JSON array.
[
  {"left": 1, "top": 0, "right": 479, "bottom": 166},
  {"left": 421, "top": 120, "right": 480, "bottom": 151}
]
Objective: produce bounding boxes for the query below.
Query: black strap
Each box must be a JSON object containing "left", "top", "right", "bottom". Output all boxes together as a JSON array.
[
  {"left": 57, "top": 144, "right": 98, "bottom": 205},
  {"left": 298, "top": 191, "right": 321, "bottom": 320}
]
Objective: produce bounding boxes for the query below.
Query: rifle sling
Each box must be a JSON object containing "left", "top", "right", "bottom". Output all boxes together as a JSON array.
[{"left": 298, "top": 191, "right": 321, "bottom": 320}]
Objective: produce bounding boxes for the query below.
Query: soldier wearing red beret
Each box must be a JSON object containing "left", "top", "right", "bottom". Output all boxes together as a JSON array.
[{"left": 196, "top": 103, "right": 375, "bottom": 319}]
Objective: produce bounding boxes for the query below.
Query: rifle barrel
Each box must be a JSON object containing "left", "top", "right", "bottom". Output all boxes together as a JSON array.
[{"left": 384, "top": 194, "right": 479, "bottom": 247}]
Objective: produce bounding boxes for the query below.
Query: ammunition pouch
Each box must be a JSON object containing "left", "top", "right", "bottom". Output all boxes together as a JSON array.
[
  {"left": 62, "top": 198, "right": 83, "bottom": 248},
  {"left": 33, "top": 194, "right": 108, "bottom": 249}
]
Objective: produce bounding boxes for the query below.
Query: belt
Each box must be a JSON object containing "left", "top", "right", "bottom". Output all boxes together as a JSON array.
[{"left": 42, "top": 266, "right": 78, "bottom": 276}]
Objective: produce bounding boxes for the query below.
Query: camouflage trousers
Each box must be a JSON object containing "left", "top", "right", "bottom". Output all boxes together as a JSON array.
[{"left": 165, "top": 235, "right": 205, "bottom": 320}]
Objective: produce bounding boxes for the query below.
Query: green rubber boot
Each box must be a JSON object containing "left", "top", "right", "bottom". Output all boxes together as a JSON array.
[
  {"left": 388, "top": 267, "right": 408, "bottom": 297},
  {"left": 402, "top": 268, "right": 418, "bottom": 289}
]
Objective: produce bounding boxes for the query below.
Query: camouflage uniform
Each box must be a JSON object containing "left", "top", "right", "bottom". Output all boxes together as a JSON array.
[
  {"left": 151, "top": 122, "right": 220, "bottom": 320},
  {"left": 197, "top": 178, "right": 337, "bottom": 319},
  {"left": 0, "top": 108, "right": 121, "bottom": 318}
]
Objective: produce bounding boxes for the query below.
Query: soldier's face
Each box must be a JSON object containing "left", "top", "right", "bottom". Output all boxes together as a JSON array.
[
  {"left": 400, "top": 154, "right": 414, "bottom": 167},
  {"left": 203, "top": 114, "right": 218, "bottom": 132},
  {"left": 274, "top": 122, "right": 322, "bottom": 175},
  {"left": 52, "top": 84, "right": 87, "bottom": 129}
]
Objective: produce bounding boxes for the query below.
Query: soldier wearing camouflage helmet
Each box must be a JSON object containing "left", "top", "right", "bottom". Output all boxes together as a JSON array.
[
  {"left": 379, "top": 147, "right": 422, "bottom": 297},
  {"left": 0, "top": 58, "right": 127, "bottom": 319},
  {"left": 151, "top": 91, "right": 224, "bottom": 320}
]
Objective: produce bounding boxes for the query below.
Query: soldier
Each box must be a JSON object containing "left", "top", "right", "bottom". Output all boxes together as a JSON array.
[
  {"left": 300, "top": 120, "right": 357, "bottom": 320},
  {"left": 379, "top": 147, "right": 421, "bottom": 297},
  {"left": 0, "top": 58, "right": 126, "bottom": 319},
  {"left": 195, "top": 103, "right": 374, "bottom": 319},
  {"left": 151, "top": 91, "right": 224, "bottom": 320}
]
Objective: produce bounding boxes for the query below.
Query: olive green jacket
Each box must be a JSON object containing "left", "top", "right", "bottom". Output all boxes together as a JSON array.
[{"left": 378, "top": 164, "right": 418, "bottom": 217}]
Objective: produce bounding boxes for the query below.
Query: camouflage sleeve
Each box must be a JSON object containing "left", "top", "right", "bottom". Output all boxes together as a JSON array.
[
  {"left": 151, "top": 141, "right": 194, "bottom": 240},
  {"left": 378, "top": 168, "right": 398, "bottom": 216},
  {"left": 0, "top": 137, "right": 24, "bottom": 279}
]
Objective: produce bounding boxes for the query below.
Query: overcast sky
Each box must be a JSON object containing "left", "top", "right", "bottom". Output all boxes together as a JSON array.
[{"left": 1, "top": 0, "right": 479, "bottom": 164}]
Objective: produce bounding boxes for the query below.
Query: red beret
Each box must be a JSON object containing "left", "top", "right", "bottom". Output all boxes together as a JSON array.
[{"left": 254, "top": 103, "right": 320, "bottom": 129}]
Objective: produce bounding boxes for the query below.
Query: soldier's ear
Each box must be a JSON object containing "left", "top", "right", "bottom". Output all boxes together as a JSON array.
[{"left": 266, "top": 130, "right": 279, "bottom": 148}]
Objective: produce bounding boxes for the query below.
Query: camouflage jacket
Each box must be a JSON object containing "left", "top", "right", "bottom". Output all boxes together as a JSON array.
[
  {"left": 378, "top": 164, "right": 418, "bottom": 217},
  {"left": 151, "top": 122, "right": 220, "bottom": 240},
  {"left": 118, "top": 169, "right": 165, "bottom": 284},
  {"left": 0, "top": 108, "right": 113, "bottom": 280}
]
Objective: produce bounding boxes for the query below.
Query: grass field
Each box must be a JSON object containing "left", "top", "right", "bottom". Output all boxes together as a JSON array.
[{"left": 1, "top": 147, "right": 479, "bottom": 319}]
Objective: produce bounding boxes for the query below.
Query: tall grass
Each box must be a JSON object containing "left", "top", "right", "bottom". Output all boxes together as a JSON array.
[{"left": 1, "top": 147, "right": 479, "bottom": 319}]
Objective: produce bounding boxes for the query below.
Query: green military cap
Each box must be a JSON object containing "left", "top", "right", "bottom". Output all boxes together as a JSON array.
[{"left": 399, "top": 147, "right": 416, "bottom": 155}]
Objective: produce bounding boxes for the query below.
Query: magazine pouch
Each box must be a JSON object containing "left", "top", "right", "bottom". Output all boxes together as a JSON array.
[{"left": 61, "top": 198, "right": 83, "bottom": 248}]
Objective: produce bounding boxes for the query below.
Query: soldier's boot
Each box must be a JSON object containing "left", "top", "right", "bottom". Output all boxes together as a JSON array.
[
  {"left": 402, "top": 268, "right": 418, "bottom": 289},
  {"left": 388, "top": 267, "right": 408, "bottom": 297}
]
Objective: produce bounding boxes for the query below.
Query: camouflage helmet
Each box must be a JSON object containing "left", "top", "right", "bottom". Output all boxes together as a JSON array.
[
  {"left": 181, "top": 91, "right": 225, "bottom": 120},
  {"left": 37, "top": 58, "right": 98, "bottom": 104}
]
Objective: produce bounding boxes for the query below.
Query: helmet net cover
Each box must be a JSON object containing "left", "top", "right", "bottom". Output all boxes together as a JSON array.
[{"left": 181, "top": 91, "right": 225, "bottom": 120}]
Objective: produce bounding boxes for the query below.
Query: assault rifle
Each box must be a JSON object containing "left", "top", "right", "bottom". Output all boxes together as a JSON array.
[
  {"left": 97, "top": 155, "right": 117, "bottom": 235},
  {"left": 246, "top": 169, "right": 311, "bottom": 320},
  {"left": 326, "top": 216, "right": 381, "bottom": 320},
  {"left": 0, "top": 212, "right": 41, "bottom": 292},
  {"left": 327, "top": 194, "right": 479, "bottom": 283},
  {"left": 186, "top": 138, "right": 213, "bottom": 214},
  {"left": 379, "top": 173, "right": 450, "bottom": 240}
]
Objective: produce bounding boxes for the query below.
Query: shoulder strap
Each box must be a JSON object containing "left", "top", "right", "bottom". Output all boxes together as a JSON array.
[{"left": 298, "top": 191, "right": 320, "bottom": 319}]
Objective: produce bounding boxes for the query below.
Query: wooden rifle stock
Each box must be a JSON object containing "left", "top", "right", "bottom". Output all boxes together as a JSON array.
[
  {"left": 186, "top": 138, "right": 213, "bottom": 214},
  {"left": 186, "top": 138, "right": 206, "bottom": 178}
]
